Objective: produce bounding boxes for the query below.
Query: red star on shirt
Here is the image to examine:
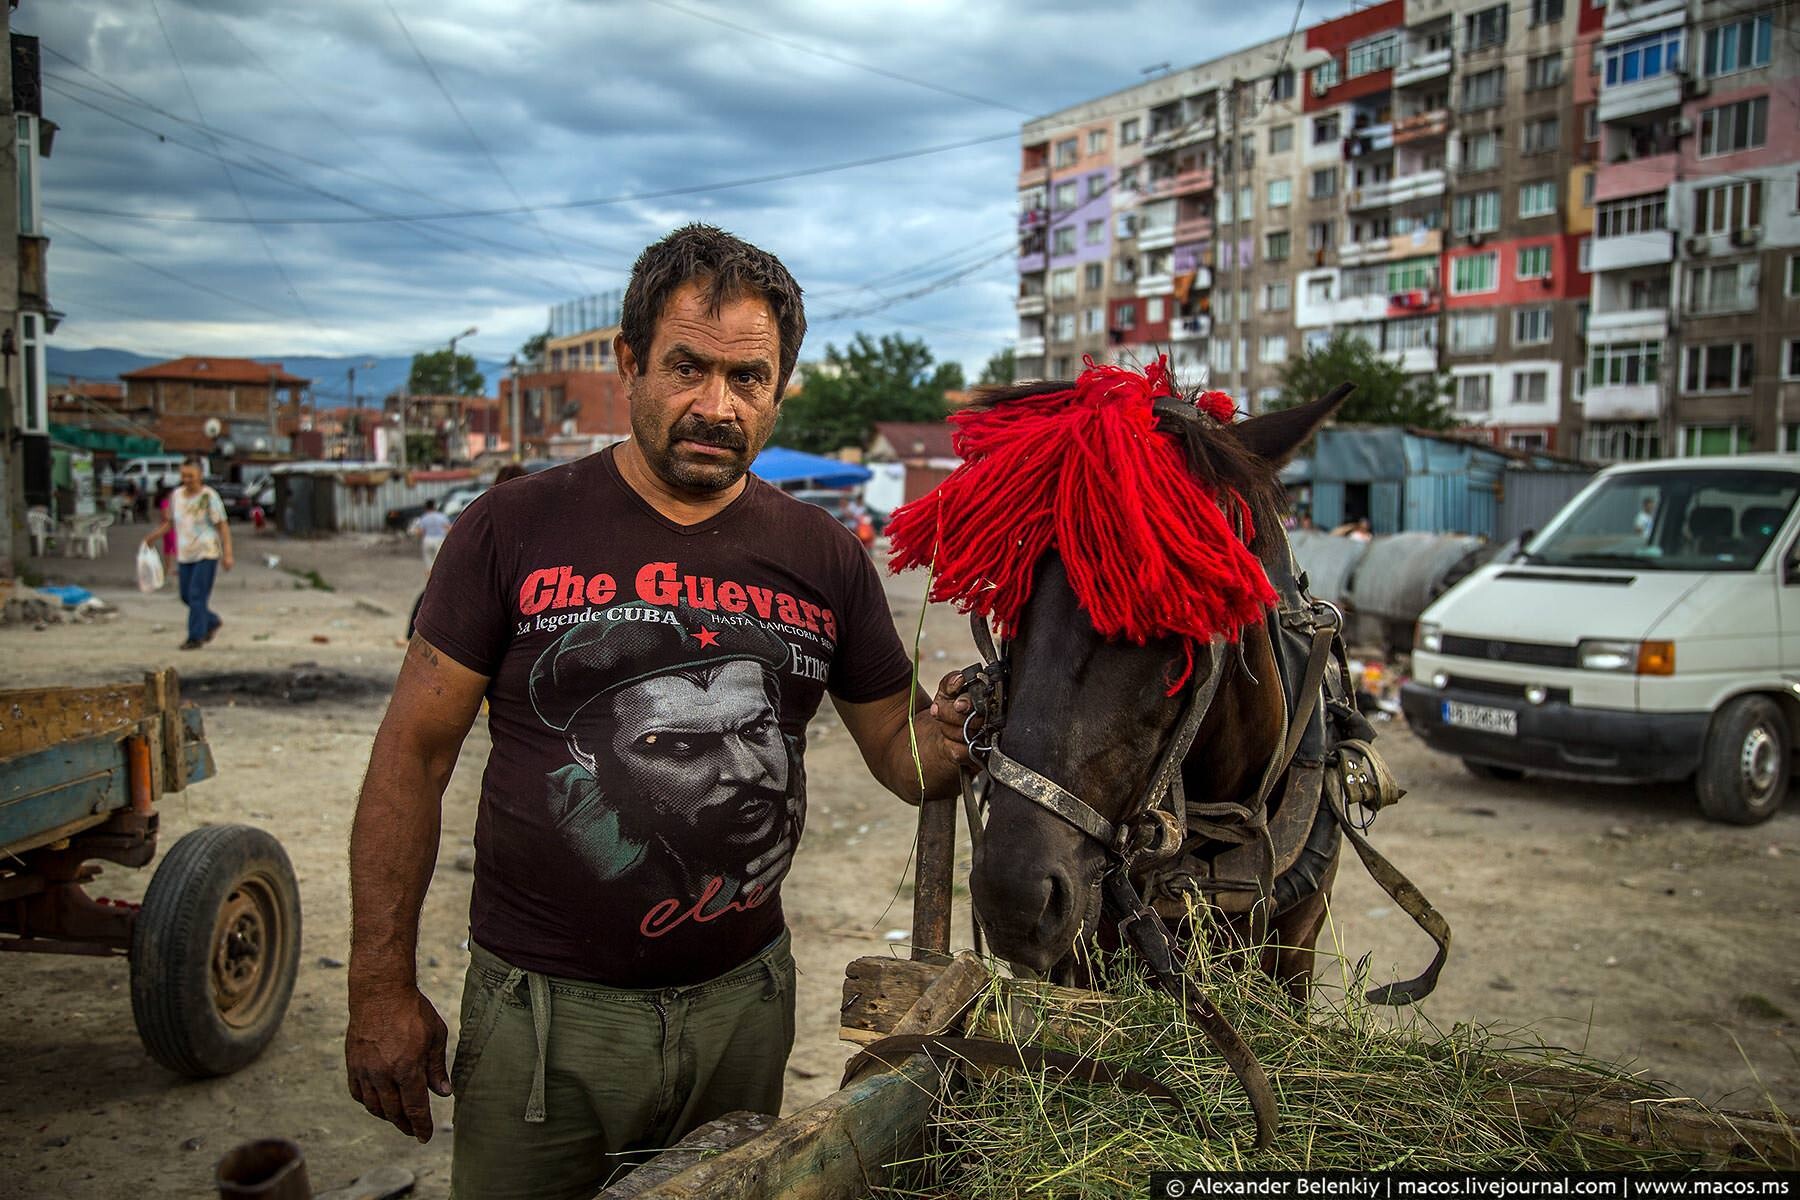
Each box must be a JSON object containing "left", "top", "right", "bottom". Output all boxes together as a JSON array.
[{"left": 692, "top": 626, "right": 720, "bottom": 648}]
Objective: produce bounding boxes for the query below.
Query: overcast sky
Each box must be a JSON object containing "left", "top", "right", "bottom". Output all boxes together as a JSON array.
[{"left": 25, "top": 0, "right": 1352, "bottom": 378}]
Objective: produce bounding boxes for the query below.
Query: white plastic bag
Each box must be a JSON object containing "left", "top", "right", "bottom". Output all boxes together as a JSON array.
[{"left": 137, "top": 543, "right": 166, "bottom": 593}]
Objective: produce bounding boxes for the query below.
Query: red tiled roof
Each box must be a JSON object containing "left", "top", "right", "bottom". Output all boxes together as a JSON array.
[
  {"left": 121, "top": 356, "right": 312, "bottom": 386},
  {"left": 872, "top": 421, "right": 956, "bottom": 460},
  {"left": 55, "top": 380, "right": 124, "bottom": 401}
]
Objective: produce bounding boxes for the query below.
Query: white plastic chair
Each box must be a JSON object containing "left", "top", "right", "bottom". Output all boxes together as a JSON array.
[
  {"left": 26, "top": 507, "right": 53, "bottom": 557},
  {"left": 83, "top": 513, "right": 114, "bottom": 558}
]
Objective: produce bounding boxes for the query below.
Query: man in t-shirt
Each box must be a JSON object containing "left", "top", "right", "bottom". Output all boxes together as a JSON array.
[
  {"left": 409, "top": 498, "right": 452, "bottom": 565},
  {"left": 141, "top": 459, "right": 233, "bottom": 649},
  {"left": 344, "top": 224, "right": 973, "bottom": 1199}
]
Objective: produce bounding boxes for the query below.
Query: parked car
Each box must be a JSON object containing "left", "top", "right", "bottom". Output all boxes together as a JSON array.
[
  {"left": 442, "top": 485, "right": 485, "bottom": 520},
  {"left": 120, "top": 455, "right": 206, "bottom": 494},
  {"left": 212, "top": 479, "right": 257, "bottom": 520},
  {"left": 1403, "top": 455, "right": 1800, "bottom": 826}
]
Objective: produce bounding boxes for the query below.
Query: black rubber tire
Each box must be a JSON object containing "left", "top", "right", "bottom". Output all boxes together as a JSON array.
[
  {"left": 130, "top": 824, "right": 302, "bottom": 1076},
  {"left": 1462, "top": 759, "right": 1525, "bottom": 782},
  {"left": 1696, "top": 696, "right": 1790, "bottom": 826}
]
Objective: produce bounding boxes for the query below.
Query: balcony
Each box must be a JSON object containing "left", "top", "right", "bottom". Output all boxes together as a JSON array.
[
  {"left": 1391, "top": 346, "right": 1438, "bottom": 375},
  {"left": 1144, "top": 120, "right": 1218, "bottom": 155},
  {"left": 1170, "top": 315, "right": 1212, "bottom": 341},
  {"left": 1173, "top": 265, "right": 1213, "bottom": 290},
  {"left": 1137, "top": 223, "right": 1177, "bottom": 251},
  {"left": 1016, "top": 291, "right": 1046, "bottom": 316},
  {"left": 1583, "top": 383, "right": 1661, "bottom": 421},
  {"left": 1392, "top": 109, "right": 1449, "bottom": 144},
  {"left": 1588, "top": 307, "right": 1669, "bottom": 341},
  {"left": 1018, "top": 247, "right": 1047, "bottom": 273},
  {"left": 18, "top": 235, "right": 48, "bottom": 310},
  {"left": 1603, "top": 0, "right": 1684, "bottom": 36},
  {"left": 1016, "top": 336, "right": 1046, "bottom": 358},
  {"left": 1175, "top": 215, "right": 1213, "bottom": 244},
  {"left": 1594, "top": 152, "right": 1677, "bottom": 203},
  {"left": 1136, "top": 271, "right": 1174, "bottom": 297},
  {"left": 1589, "top": 230, "right": 1673, "bottom": 272},
  {"left": 1146, "top": 167, "right": 1214, "bottom": 199},
  {"left": 1597, "top": 73, "right": 1682, "bottom": 124},
  {"left": 1393, "top": 46, "right": 1452, "bottom": 88},
  {"left": 1338, "top": 227, "right": 1442, "bottom": 265},
  {"left": 1347, "top": 169, "right": 1445, "bottom": 210}
]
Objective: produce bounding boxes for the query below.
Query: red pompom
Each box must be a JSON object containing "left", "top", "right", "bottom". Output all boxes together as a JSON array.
[{"left": 1196, "top": 390, "right": 1237, "bottom": 423}]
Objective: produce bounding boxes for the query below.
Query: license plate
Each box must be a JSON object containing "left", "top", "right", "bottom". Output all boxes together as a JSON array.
[{"left": 1441, "top": 700, "right": 1518, "bottom": 737}]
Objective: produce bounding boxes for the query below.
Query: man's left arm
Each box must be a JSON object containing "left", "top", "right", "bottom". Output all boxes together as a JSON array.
[
  {"left": 214, "top": 492, "right": 234, "bottom": 570},
  {"left": 835, "top": 672, "right": 975, "bottom": 806}
]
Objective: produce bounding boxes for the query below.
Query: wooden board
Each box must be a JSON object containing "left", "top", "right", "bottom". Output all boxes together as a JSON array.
[
  {"left": 0, "top": 683, "right": 151, "bottom": 761},
  {"left": 840, "top": 956, "right": 943, "bottom": 1045}
]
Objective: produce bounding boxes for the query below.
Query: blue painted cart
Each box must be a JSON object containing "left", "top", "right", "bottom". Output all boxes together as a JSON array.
[{"left": 0, "top": 670, "right": 301, "bottom": 1076}]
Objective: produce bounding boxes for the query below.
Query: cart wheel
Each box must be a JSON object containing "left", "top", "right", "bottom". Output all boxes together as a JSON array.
[{"left": 130, "top": 825, "right": 302, "bottom": 1077}]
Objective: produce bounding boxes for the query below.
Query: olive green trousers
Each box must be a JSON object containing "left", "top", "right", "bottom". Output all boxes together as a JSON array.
[{"left": 449, "top": 931, "right": 796, "bottom": 1199}]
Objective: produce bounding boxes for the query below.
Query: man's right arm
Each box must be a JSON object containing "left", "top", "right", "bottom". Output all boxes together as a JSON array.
[{"left": 346, "top": 634, "right": 489, "bottom": 1143}]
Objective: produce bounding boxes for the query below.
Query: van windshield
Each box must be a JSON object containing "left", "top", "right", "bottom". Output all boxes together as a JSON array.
[{"left": 1527, "top": 469, "right": 1799, "bottom": 571}]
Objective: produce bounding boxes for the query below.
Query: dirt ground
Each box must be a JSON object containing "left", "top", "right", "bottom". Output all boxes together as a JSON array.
[{"left": 1, "top": 527, "right": 1795, "bottom": 1198}]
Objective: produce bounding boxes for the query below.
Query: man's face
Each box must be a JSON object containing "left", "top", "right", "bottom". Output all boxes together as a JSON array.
[
  {"left": 179, "top": 464, "right": 203, "bottom": 492},
  {"left": 615, "top": 281, "right": 783, "bottom": 495},
  {"left": 592, "top": 660, "right": 788, "bottom": 850}
]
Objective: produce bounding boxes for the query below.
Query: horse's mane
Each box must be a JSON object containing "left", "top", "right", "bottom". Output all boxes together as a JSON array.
[{"left": 965, "top": 376, "right": 1289, "bottom": 561}]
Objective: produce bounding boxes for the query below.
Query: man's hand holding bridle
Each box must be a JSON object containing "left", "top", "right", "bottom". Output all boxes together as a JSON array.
[{"left": 927, "top": 670, "right": 982, "bottom": 773}]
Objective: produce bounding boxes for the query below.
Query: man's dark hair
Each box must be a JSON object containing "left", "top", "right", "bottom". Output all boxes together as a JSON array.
[
  {"left": 620, "top": 224, "right": 806, "bottom": 396},
  {"left": 425, "top": 498, "right": 438, "bottom": 511}
]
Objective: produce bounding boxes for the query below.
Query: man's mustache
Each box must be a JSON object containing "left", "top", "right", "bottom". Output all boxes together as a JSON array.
[{"left": 670, "top": 416, "right": 747, "bottom": 451}]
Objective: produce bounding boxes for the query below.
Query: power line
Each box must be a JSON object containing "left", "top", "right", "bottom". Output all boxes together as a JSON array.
[
  {"left": 47, "top": 218, "right": 295, "bottom": 320},
  {"left": 384, "top": 1, "right": 591, "bottom": 292},
  {"left": 643, "top": 0, "right": 1037, "bottom": 116}
]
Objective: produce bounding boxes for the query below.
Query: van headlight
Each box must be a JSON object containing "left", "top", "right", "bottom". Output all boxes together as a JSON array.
[
  {"left": 1415, "top": 620, "right": 1442, "bottom": 653},
  {"left": 1578, "top": 639, "right": 1674, "bottom": 675}
]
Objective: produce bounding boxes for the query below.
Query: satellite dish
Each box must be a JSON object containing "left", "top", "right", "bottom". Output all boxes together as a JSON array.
[
  {"left": 560, "top": 418, "right": 578, "bottom": 436},
  {"left": 252, "top": 437, "right": 269, "bottom": 452},
  {"left": 203, "top": 417, "right": 224, "bottom": 439},
  {"left": 217, "top": 439, "right": 238, "bottom": 459},
  {"left": 442, "top": 418, "right": 456, "bottom": 432}
]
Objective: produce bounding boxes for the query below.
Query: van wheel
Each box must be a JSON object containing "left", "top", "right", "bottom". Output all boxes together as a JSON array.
[
  {"left": 1696, "top": 697, "right": 1789, "bottom": 826},
  {"left": 1463, "top": 759, "right": 1524, "bottom": 782}
]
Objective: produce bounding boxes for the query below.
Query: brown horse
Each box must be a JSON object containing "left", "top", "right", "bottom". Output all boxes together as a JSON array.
[{"left": 941, "top": 380, "right": 1359, "bottom": 991}]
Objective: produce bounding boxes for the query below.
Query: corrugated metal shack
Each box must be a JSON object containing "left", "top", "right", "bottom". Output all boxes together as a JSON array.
[
  {"left": 269, "top": 463, "right": 479, "bottom": 534},
  {"left": 1305, "top": 428, "right": 1590, "bottom": 539}
]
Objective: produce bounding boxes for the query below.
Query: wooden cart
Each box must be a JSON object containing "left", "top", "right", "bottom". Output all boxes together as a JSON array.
[{"left": 0, "top": 669, "right": 302, "bottom": 1076}]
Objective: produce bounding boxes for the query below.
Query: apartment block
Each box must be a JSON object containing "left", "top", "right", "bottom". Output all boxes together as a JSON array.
[{"left": 1014, "top": 0, "right": 1798, "bottom": 460}]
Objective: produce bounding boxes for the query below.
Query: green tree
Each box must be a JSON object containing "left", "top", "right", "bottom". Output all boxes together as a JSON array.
[
  {"left": 1275, "top": 331, "right": 1454, "bottom": 430},
  {"left": 519, "top": 330, "right": 550, "bottom": 370},
  {"left": 977, "top": 347, "right": 1016, "bottom": 386},
  {"left": 408, "top": 349, "right": 485, "bottom": 396},
  {"left": 778, "top": 333, "right": 959, "bottom": 454}
]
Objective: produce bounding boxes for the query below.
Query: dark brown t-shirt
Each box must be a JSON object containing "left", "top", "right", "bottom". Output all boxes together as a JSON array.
[{"left": 416, "top": 446, "right": 912, "bottom": 986}]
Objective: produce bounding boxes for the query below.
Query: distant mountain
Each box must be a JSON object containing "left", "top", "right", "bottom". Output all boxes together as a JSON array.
[{"left": 45, "top": 346, "right": 510, "bottom": 408}]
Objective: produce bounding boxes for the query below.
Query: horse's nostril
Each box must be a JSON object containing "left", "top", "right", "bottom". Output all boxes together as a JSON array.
[{"left": 1043, "top": 870, "right": 1072, "bottom": 931}]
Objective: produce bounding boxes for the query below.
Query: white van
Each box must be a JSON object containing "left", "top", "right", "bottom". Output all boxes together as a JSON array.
[
  {"left": 1403, "top": 455, "right": 1800, "bottom": 825},
  {"left": 119, "top": 455, "right": 206, "bottom": 492}
]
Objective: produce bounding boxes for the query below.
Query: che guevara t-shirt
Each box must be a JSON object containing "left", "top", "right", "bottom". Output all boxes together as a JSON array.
[{"left": 415, "top": 446, "right": 914, "bottom": 987}]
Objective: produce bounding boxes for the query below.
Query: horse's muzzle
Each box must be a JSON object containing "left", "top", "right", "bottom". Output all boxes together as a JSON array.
[{"left": 969, "top": 835, "right": 1093, "bottom": 974}]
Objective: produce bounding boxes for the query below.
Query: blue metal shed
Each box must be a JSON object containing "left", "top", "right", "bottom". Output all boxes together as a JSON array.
[{"left": 1309, "top": 428, "right": 1519, "bottom": 538}]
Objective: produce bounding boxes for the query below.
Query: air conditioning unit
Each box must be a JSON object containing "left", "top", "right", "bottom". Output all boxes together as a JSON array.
[
  {"left": 1670, "top": 116, "right": 1695, "bottom": 137},
  {"left": 1730, "top": 225, "right": 1761, "bottom": 248},
  {"left": 1312, "top": 73, "right": 1332, "bottom": 97},
  {"left": 1684, "top": 235, "right": 1710, "bottom": 255},
  {"left": 1685, "top": 76, "right": 1711, "bottom": 99},
  {"left": 1469, "top": 231, "right": 1487, "bottom": 246}
]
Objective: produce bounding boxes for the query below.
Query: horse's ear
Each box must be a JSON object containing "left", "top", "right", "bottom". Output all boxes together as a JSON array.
[{"left": 1228, "top": 383, "right": 1353, "bottom": 467}]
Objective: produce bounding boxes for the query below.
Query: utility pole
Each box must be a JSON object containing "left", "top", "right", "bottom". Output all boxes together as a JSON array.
[{"left": 508, "top": 355, "right": 522, "bottom": 463}]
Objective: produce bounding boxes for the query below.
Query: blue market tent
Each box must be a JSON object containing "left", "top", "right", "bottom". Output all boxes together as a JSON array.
[{"left": 750, "top": 445, "right": 871, "bottom": 489}]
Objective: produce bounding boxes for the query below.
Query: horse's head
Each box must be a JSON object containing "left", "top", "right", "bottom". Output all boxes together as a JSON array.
[{"left": 890, "top": 368, "right": 1348, "bottom": 976}]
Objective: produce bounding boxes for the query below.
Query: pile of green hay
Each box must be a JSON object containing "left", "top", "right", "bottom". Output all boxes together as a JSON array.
[{"left": 877, "top": 951, "right": 1791, "bottom": 1197}]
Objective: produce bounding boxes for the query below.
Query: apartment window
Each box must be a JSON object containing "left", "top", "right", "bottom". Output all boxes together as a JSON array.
[
  {"left": 1054, "top": 313, "right": 1077, "bottom": 343},
  {"left": 1263, "top": 281, "right": 1292, "bottom": 312},
  {"left": 1121, "top": 117, "right": 1141, "bottom": 145},
  {"left": 1581, "top": 172, "right": 1595, "bottom": 208},
  {"left": 17, "top": 312, "right": 45, "bottom": 435},
  {"left": 1700, "top": 97, "right": 1768, "bottom": 157},
  {"left": 1694, "top": 179, "right": 1762, "bottom": 235},
  {"left": 1053, "top": 227, "right": 1077, "bottom": 255},
  {"left": 1603, "top": 30, "right": 1683, "bottom": 87},
  {"left": 1388, "top": 258, "right": 1434, "bottom": 292},
  {"left": 1783, "top": 338, "right": 1800, "bottom": 380},
  {"left": 1308, "top": 220, "right": 1336, "bottom": 252},
  {"left": 1450, "top": 311, "right": 1498, "bottom": 352},
  {"left": 1087, "top": 129, "right": 1107, "bottom": 155},
  {"left": 1051, "top": 356, "right": 1073, "bottom": 376},
  {"left": 1514, "top": 306, "right": 1553, "bottom": 345},
  {"left": 1217, "top": 190, "right": 1235, "bottom": 225},
  {"left": 1686, "top": 261, "right": 1759, "bottom": 314},
  {"left": 1510, "top": 432, "right": 1548, "bottom": 452},
  {"left": 1584, "top": 105, "right": 1599, "bottom": 142},
  {"left": 1050, "top": 267, "right": 1078, "bottom": 297},
  {"left": 1238, "top": 185, "right": 1254, "bottom": 221},
  {"left": 1456, "top": 374, "right": 1494, "bottom": 413},
  {"left": 1313, "top": 59, "right": 1341, "bottom": 92},
  {"left": 1259, "top": 335, "right": 1289, "bottom": 364},
  {"left": 1270, "top": 69, "right": 1296, "bottom": 102},
  {"left": 1682, "top": 342, "right": 1755, "bottom": 392},
  {"left": 1054, "top": 180, "right": 1078, "bottom": 210},
  {"left": 1596, "top": 193, "right": 1666, "bottom": 237},
  {"left": 1682, "top": 425, "right": 1755, "bottom": 456},
  {"left": 1306, "top": 275, "right": 1334, "bottom": 305},
  {"left": 15, "top": 116, "right": 38, "bottom": 236},
  {"left": 1522, "top": 116, "right": 1560, "bottom": 155},
  {"left": 1464, "top": 5, "right": 1507, "bottom": 50},
  {"left": 1084, "top": 262, "right": 1104, "bottom": 290},
  {"left": 1519, "top": 181, "right": 1556, "bottom": 219},
  {"left": 1267, "top": 178, "right": 1291, "bottom": 208},
  {"left": 1514, "top": 371, "right": 1549, "bottom": 405},
  {"left": 1387, "top": 315, "right": 1436, "bottom": 351},
  {"left": 1788, "top": 255, "right": 1800, "bottom": 297},
  {"left": 1310, "top": 166, "right": 1339, "bottom": 199},
  {"left": 1119, "top": 165, "right": 1140, "bottom": 193},
  {"left": 1702, "top": 13, "right": 1772, "bottom": 78},
  {"left": 1461, "top": 130, "right": 1500, "bottom": 172},
  {"left": 1146, "top": 297, "right": 1165, "bottom": 323},
  {"left": 1528, "top": 0, "right": 1563, "bottom": 27},
  {"left": 1084, "top": 306, "right": 1104, "bottom": 334},
  {"left": 1348, "top": 32, "right": 1401, "bottom": 78},
  {"left": 1054, "top": 138, "right": 1078, "bottom": 167},
  {"left": 1084, "top": 218, "right": 1104, "bottom": 246},
  {"left": 1087, "top": 173, "right": 1107, "bottom": 200},
  {"left": 1312, "top": 113, "right": 1341, "bottom": 145},
  {"left": 1265, "top": 231, "right": 1291, "bottom": 261},
  {"left": 1452, "top": 190, "right": 1501, "bottom": 236},
  {"left": 1451, "top": 252, "right": 1499, "bottom": 294},
  {"left": 1516, "top": 243, "right": 1550, "bottom": 279},
  {"left": 1589, "top": 341, "right": 1662, "bottom": 386},
  {"left": 1460, "top": 67, "right": 1504, "bottom": 112},
  {"left": 1579, "top": 236, "right": 1592, "bottom": 271},
  {"left": 1114, "top": 302, "right": 1137, "bottom": 330},
  {"left": 1269, "top": 124, "right": 1293, "bottom": 154}
]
